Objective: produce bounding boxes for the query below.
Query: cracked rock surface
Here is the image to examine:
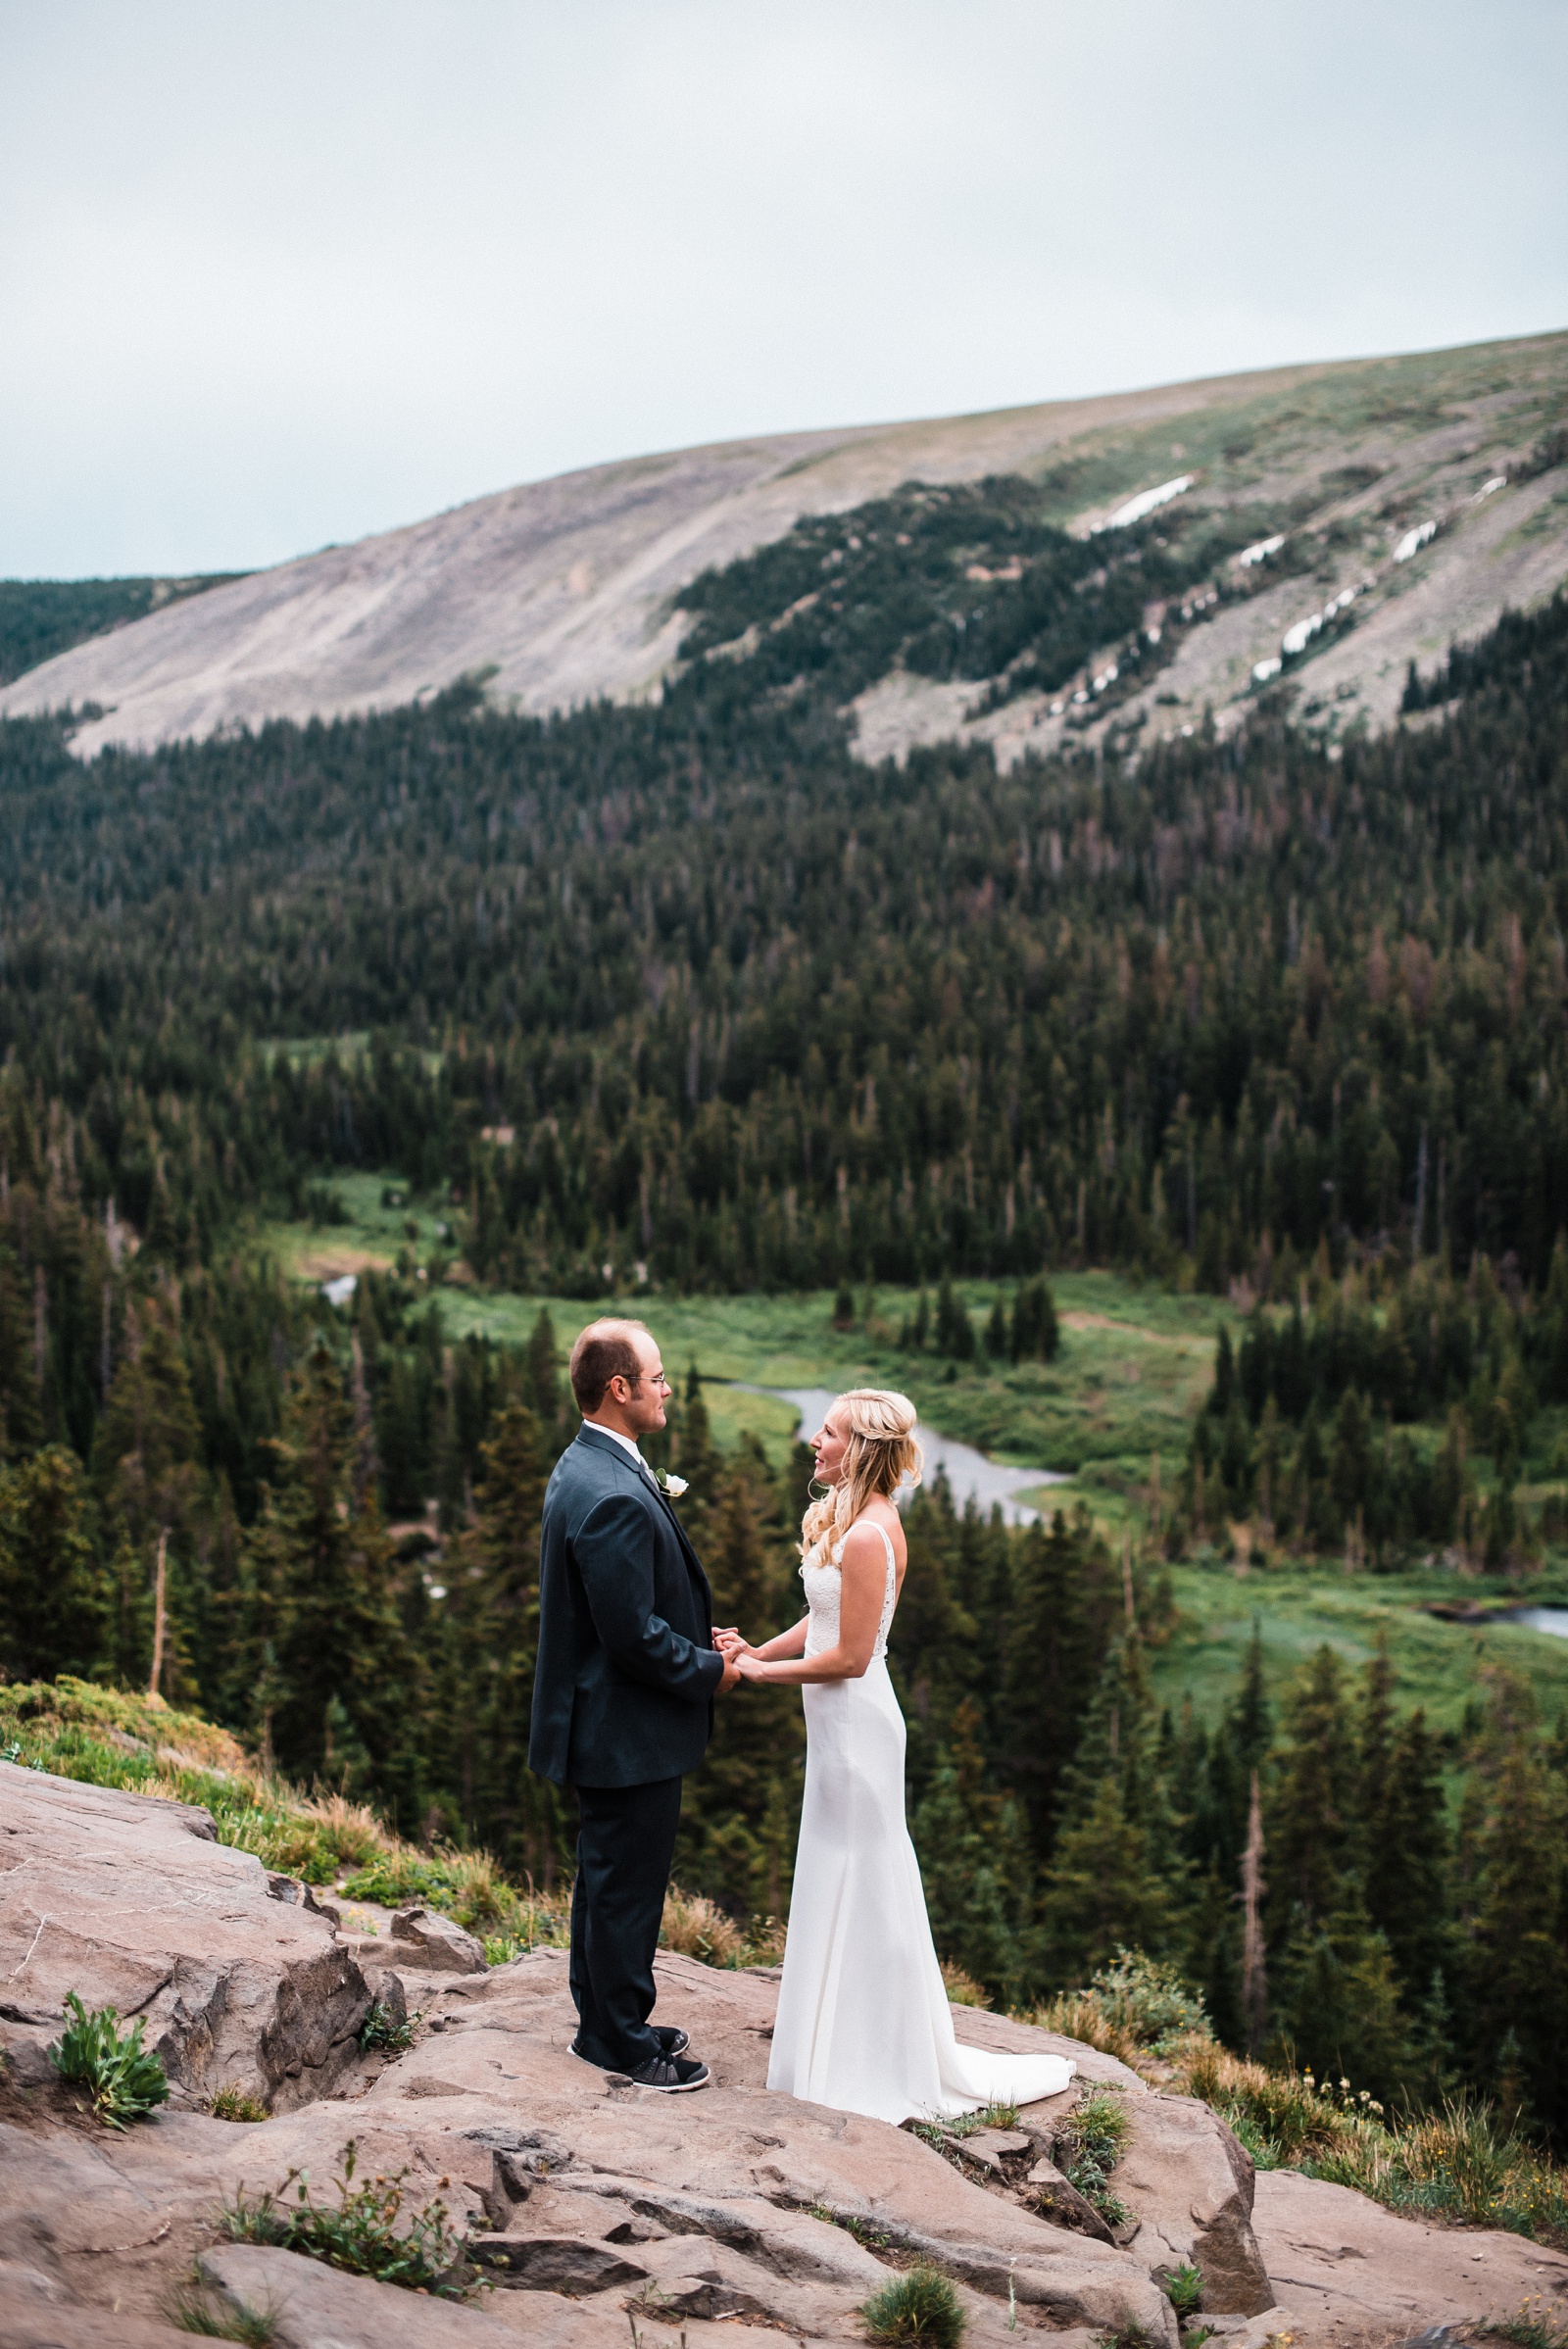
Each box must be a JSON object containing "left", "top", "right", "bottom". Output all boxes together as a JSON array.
[
  {"left": 0, "top": 1762, "right": 369, "bottom": 2110},
  {"left": 4, "top": 1767, "right": 1568, "bottom": 2348}
]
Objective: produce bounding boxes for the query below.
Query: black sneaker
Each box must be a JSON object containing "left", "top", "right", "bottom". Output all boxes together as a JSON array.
[
  {"left": 571, "top": 2030, "right": 689, "bottom": 2065},
  {"left": 627, "top": 2053, "right": 710, "bottom": 2092}
]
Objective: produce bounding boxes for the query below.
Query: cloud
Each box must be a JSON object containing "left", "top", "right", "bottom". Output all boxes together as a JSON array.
[{"left": 2, "top": 0, "right": 1564, "bottom": 575}]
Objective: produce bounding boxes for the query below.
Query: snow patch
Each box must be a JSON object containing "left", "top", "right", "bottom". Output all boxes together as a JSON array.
[{"left": 1095, "top": 474, "right": 1194, "bottom": 532}]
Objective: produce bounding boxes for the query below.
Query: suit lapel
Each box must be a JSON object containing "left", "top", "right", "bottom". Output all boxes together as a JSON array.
[
  {"left": 646, "top": 1475, "right": 712, "bottom": 1603},
  {"left": 574, "top": 1426, "right": 712, "bottom": 1606}
]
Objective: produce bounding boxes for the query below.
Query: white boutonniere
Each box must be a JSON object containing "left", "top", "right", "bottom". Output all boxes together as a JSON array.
[{"left": 655, "top": 1470, "right": 689, "bottom": 1498}]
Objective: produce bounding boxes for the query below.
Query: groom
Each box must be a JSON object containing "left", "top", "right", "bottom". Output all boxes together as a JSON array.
[{"left": 530, "top": 1318, "right": 738, "bottom": 2091}]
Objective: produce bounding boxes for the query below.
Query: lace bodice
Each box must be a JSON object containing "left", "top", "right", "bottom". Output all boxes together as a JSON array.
[{"left": 802, "top": 1520, "right": 899, "bottom": 1661}]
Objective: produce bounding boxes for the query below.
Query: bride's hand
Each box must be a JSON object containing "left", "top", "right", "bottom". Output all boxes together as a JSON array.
[
  {"left": 713, "top": 1627, "right": 751, "bottom": 1658},
  {"left": 735, "top": 1652, "right": 771, "bottom": 1683}
]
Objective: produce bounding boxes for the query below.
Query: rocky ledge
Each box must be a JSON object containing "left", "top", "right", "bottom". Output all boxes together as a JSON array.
[{"left": 2, "top": 1761, "right": 1566, "bottom": 2349}]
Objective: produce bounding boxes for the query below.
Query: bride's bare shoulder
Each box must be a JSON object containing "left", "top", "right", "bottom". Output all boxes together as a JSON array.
[{"left": 845, "top": 1496, "right": 905, "bottom": 1556}]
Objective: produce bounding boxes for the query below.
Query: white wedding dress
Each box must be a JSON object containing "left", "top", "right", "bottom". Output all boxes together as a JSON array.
[{"left": 766, "top": 1520, "right": 1076, "bottom": 2124}]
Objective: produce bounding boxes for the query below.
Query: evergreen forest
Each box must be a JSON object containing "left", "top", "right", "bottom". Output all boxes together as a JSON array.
[{"left": 1, "top": 507, "right": 1567, "bottom": 2141}]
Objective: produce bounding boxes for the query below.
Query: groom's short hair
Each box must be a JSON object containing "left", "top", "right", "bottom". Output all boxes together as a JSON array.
[{"left": 569, "top": 1318, "right": 652, "bottom": 1412}]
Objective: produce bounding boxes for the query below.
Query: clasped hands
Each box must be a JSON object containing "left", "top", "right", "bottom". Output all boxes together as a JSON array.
[{"left": 712, "top": 1625, "right": 769, "bottom": 1684}]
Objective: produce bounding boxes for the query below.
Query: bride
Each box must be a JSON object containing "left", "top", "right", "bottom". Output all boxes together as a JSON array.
[{"left": 720, "top": 1388, "right": 1074, "bottom": 2125}]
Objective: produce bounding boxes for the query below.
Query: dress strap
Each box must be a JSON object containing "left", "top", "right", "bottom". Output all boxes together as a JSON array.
[{"left": 870, "top": 1520, "right": 898, "bottom": 1655}]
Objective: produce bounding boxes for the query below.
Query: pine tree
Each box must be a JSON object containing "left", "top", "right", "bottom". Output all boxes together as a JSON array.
[
  {"left": 1267, "top": 1644, "right": 1356, "bottom": 1935},
  {"left": 1186, "top": 1857, "right": 1244, "bottom": 2051},
  {"left": 237, "top": 1349, "right": 427, "bottom": 1828},
  {"left": 1272, "top": 1899, "right": 1415, "bottom": 2104},
  {"left": 1458, "top": 1671, "right": 1568, "bottom": 2132},
  {"left": 995, "top": 1509, "right": 1118, "bottom": 1857},
  {"left": 677, "top": 1450, "right": 804, "bottom": 1918},
  {"left": 0, "top": 1245, "right": 42, "bottom": 1464},
  {"left": 92, "top": 1291, "right": 205, "bottom": 1692},
  {"left": 912, "top": 1708, "right": 1034, "bottom": 2008},
  {"left": 935, "top": 1277, "right": 974, "bottom": 1360},
  {"left": 1038, "top": 1773, "right": 1177, "bottom": 1988},
  {"left": 0, "top": 1444, "right": 105, "bottom": 1682},
  {"left": 1363, "top": 1706, "right": 1450, "bottom": 2004},
  {"left": 446, "top": 1398, "right": 567, "bottom": 1884},
  {"left": 1038, "top": 1634, "right": 1186, "bottom": 1984}
]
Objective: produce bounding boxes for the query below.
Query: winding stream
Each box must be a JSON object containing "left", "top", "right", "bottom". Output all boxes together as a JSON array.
[
  {"left": 1503, "top": 1606, "right": 1568, "bottom": 1640},
  {"left": 734, "top": 1384, "right": 1068, "bottom": 1527}
]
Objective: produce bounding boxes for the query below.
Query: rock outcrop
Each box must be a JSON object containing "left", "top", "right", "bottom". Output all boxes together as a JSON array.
[
  {"left": 0, "top": 1762, "right": 369, "bottom": 2110},
  {"left": 1114, "top": 2091, "right": 1275, "bottom": 2315},
  {"left": 4, "top": 1762, "right": 1568, "bottom": 2349}
]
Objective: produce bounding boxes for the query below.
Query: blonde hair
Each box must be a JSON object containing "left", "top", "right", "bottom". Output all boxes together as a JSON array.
[{"left": 801, "top": 1389, "right": 923, "bottom": 1558}]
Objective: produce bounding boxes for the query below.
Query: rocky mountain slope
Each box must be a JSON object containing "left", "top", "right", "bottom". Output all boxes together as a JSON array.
[
  {"left": 3, "top": 1761, "right": 1565, "bottom": 2348},
  {"left": 3, "top": 331, "right": 1564, "bottom": 762}
]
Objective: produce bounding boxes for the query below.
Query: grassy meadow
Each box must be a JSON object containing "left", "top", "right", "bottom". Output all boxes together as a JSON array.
[{"left": 257, "top": 1172, "right": 1568, "bottom": 1741}]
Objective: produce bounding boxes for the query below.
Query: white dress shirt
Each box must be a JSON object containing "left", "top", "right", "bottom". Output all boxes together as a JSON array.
[{"left": 586, "top": 1419, "right": 653, "bottom": 1477}]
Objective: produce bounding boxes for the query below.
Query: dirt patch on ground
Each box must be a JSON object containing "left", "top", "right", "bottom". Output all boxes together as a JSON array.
[
  {"left": 0, "top": 2053, "right": 102, "bottom": 2136},
  {"left": 294, "top": 1245, "right": 393, "bottom": 1280},
  {"left": 1059, "top": 1312, "right": 1200, "bottom": 1346}
]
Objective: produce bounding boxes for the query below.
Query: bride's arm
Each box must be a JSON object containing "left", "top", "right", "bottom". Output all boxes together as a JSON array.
[{"left": 737, "top": 1525, "right": 887, "bottom": 1685}]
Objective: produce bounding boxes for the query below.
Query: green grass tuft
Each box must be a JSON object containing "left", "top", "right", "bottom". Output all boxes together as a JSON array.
[
  {"left": 1054, "top": 2087, "right": 1131, "bottom": 2227},
  {"left": 358, "top": 2000, "right": 419, "bottom": 2054},
  {"left": 209, "top": 2084, "right": 269, "bottom": 2124},
  {"left": 165, "top": 2279, "right": 278, "bottom": 2343},
  {"left": 48, "top": 1989, "right": 169, "bottom": 2129},
  {"left": 216, "top": 2137, "right": 475, "bottom": 2296},
  {"left": 860, "top": 2268, "right": 966, "bottom": 2349}
]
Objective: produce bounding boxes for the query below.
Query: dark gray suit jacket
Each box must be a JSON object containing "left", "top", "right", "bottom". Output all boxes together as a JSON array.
[{"left": 528, "top": 1423, "right": 724, "bottom": 1789}]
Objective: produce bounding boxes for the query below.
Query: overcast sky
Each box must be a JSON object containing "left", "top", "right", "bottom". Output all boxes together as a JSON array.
[{"left": 3, "top": 0, "right": 1565, "bottom": 579}]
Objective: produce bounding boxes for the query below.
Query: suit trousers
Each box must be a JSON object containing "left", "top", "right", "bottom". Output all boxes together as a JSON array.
[{"left": 568, "top": 1775, "right": 683, "bottom": 2072}]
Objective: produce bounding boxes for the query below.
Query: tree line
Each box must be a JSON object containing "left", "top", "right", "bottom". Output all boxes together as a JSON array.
[{"left": 0, "top": 588, "right": 1564, "bottom": 1301}]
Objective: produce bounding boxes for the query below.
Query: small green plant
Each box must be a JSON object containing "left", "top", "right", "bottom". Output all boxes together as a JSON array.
[
  {"left": 165, "top": 2278, "right": 278, "bottom": 2343},
  {"left": 912, "top": 2098, "right": 1021, "bottom": 2153},
  {"left": 216, "top": 2138, "right": 473, "bottom": 2296},
  {"left": 1055, "top": 2087, "right": 1131, "bottom": 2227},
  {"left": 1161, "top": 2261, "right": 1203, "bottom": 2317},
  {"left": 48, "top": 1989, "right": 170, "bottom": 2129},
  {"left": 860, "top": 2268, "right": 966, "bottom": 2349},
  {"left": 974, "top": 2099, "right": 1020, "bottom": 2129},
  {"left": 1489, "top": 2303, "right": 1568, "bottom": 2349},
  {"left": 358, "top": 1999, "right": 419, "bottom": 2053},
  {"left": 809, "top": 2202, "right": 895, "bottom": 2251},
  {"left": 210, "top": 2084, "right": 269, "bottom": 2123},
  {"left": 1029, "top": 1948, "right": 1210, "bottom": 2063}
]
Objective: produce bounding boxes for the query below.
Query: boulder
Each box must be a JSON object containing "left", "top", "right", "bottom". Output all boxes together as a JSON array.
[
  {"left": 1024, "top": 2150, "right": 1117, "bottom": 2243},
  {"left": 0, "top": 1761, "right": 369, "bottom": 2110},
  {"left": 1251, "top": 2168, "right": 1568, "bottom": 2341},
  {"left": 1112, "top": 2089, "right": 1274, "bottom": 2316},
  {"left": 197, "top": 2243, "right": 626, "bottom": 2349},
  {"left": 390, "top": 1904, "right": 488, "bottom": 1973},
  {"left": 469, "top": 2232, "right": 651, "bottom": 2291},
  {"left": 944, "top": 2124, "right": 1031, "bottom": 2174}
]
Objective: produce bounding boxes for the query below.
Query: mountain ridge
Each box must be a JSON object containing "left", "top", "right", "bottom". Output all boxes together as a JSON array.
[{"left": 3, "top": 329, "right": 1565, "bottom": 759}]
